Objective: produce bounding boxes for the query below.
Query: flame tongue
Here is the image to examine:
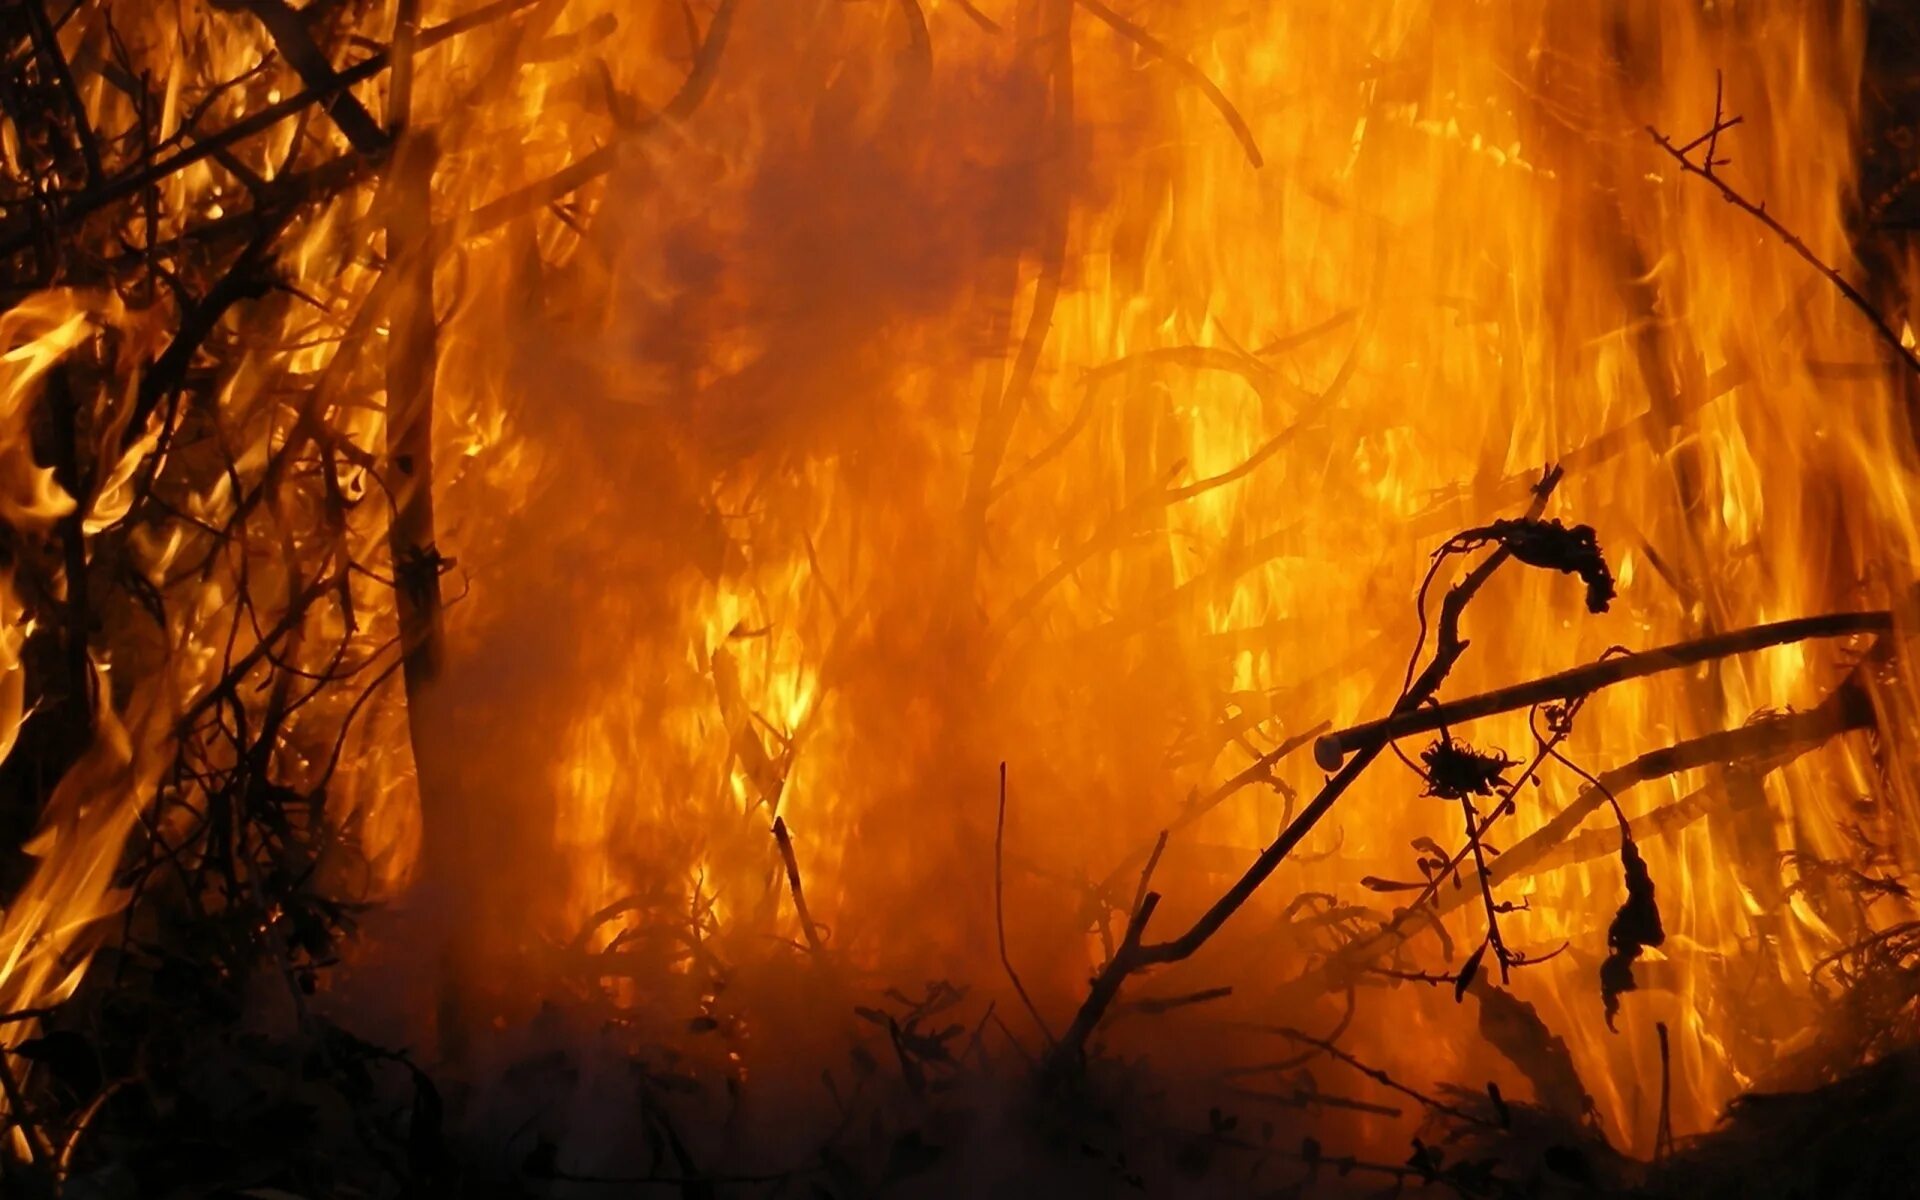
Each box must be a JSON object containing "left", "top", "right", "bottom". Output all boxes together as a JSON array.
[{"left": 0, "top": 0, "right": 1916, "bottom": 1166}]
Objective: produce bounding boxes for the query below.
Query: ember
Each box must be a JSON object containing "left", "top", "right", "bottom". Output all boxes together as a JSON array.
[{"left": 1, "top": 1, "right": 1919, "bottom": 1196}]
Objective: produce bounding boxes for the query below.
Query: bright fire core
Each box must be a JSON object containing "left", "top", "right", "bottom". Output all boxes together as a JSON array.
[{"left": 3, "top": 0, "right": 1919, "bottom": 1166}]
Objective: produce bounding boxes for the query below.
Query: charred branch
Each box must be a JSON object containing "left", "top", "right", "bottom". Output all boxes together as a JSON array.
[
  {"left": 771, "top": 815, "right": 827, "bottom": 958},
  {"left": 22, "top": 1, "right": 101, "bottom": 186},
  {"left": 1313, "top": 662, "right": 1881, "bottom": 993},
  {"left": 128, "top": 210, "right": 290, "bottom": 433},
  {"left": 382, "top": 150, "right": 442, "bottom": 687},
  {"left": 1313, "top": 606, "right": 1896, "bottom": 769},
  {"left": 0, "top": 0, "right": 542, "bottom": 263},
  {"left": 1045, "top": 467, "right": 1565, "bottom": 1073},
  {"left": 1492, "top": 670, "right": 1878, "bottom": 887},
  {"left": 1120, "top": 984, "right": 1233, "bottom": 1016},
  {"left": 0, "top": 6, "right": 1916, "bottom": 1195},
  {"left": 1263, "top": 1025, "right": 1493, "bottom": 1129},
  {"left": 1084, "top": 721, "right": 1325, "bottom": 928},
  {"left": 210, "top": 0, "right": 390, "bottom": 155}
]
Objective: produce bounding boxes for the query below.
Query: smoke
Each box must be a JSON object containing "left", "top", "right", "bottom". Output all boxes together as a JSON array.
[{"left": 348, "top": 0, "right": 1094, "bottom": 1043}]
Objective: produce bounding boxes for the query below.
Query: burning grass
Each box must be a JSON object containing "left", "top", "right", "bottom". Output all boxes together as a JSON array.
[{"left": 2, "top": 0, "right": 1920, "bottom": 1195}]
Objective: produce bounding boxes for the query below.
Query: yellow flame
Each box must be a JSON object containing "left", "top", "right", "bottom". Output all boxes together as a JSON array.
[{"left": 2, "top": 0, "right": 1918, "bottom": 1162}]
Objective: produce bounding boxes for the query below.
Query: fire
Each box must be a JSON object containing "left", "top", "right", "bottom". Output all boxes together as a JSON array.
[{"left": 3, "top": 0, "right": 1919, "bottom": 1174}]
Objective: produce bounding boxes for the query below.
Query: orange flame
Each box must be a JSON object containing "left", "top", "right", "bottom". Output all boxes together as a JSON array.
[{"left": 3, "top": 0, "right": 1919, "bottom": 1163}]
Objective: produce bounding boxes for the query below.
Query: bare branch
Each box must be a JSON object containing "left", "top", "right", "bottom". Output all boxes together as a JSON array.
[
  {"left": 1313, "top": 605, "right": 1893, "bottom": 769},
  {"left": 212, "top": 0, "right": 390, "bottom": 154},
  {"left": 1648, "top": 81, "right": 1920, "bottom": 378},
  {"left": 771, "top": 816, "right": 828, "bottom": 957},
  {"left": 0, "top": 0, "right": 543, "bottom": 257},
  {"left": 996, "top": 763, "right": 1055, "bottom": 1044},
  {"left": 1045, "top": 468, "right": 1565, "bottom": 1071}
]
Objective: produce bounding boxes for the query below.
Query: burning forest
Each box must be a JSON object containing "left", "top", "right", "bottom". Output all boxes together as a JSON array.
[{"left": 3, "top": 0, "right": 1920, "bottom": 1196}]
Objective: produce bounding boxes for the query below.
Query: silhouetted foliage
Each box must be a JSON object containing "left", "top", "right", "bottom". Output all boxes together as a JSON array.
[{"left": 1601, "top": 832, "right": 1666, "bottom": 1031}]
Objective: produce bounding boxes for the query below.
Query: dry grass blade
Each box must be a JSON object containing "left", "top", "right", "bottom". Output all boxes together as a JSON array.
[
  {"left": 772, "top": 816, "right": 827, "bottom": 957},
  {"left": 459, "top": 0, "right": 742, "bottom": 236},
  {"left": 997, "top": 763, "right": 1055, "bottom": 1044},
  {"left": 1077, "top": 0, "right": 1264, "bottom": 168}
]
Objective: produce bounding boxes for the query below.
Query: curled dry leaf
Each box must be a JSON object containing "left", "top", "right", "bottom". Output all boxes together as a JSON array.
[
  {"left": 1471, "top": 518, "right": 1617, "bottom": 613},
  {"left": 1455, "top": 940, "right": 1488, "bottom": 1003},
  {"left": 1470, "top": 980, "right": 1593, "bottom": 1121},
  {"left": 1600, "top": 832, "right": 1665, "bottom": 1031}
]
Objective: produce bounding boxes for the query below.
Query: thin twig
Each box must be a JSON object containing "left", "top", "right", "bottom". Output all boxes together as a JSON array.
[
  {"left": 128, "top": 207, "right": 293, "bottom": 432},
  {"left": 1655, "top": 1021, "right": 1674, "bottom": 1161},
  {"left": 1226, "top": 1084, "right": 1401, "bottom": 1119},
  {"left": 996, "top": 763, "right": 1055, "bottom": 1044},
  {"left": 0, "top": 1048, "right": 50, "bottom": 1165},
  {"left": 951, "top": 0, "right": 1002, "bottom": 33},
  {"left": 1076, "top": 0, "right": 1263, "bottom": 168},
  {"left": 1304, "top": 662, "right": 1879, "bottom": 996},
  {"left": 1131, "top": 830, "right": 1169, "bottom": 923},
  {"left": 1647, "top": 82, "right": 1920, "bottom": 377},
  {"left": 1264, "top": 1026, "right": 1493, "bottom": 1128},
  {"left": 24, "top": 0, "right": 102, "bottom": 183},
  {"left": 1046, "top": 468, "right": 1563, "bottom": 1071},
  {"left": 1120, "top": 984, "right": 1232, "bottom": 1015},
  {"left": 997, "top": 322, "right": 1361, "bottom": 638},
  {"left": 0, "top": 0, "right": 542, "bottom": 257},
  {"left": 957, "top": 0, "right": 1073, "bottom": 571},
  {"left": 895, "top": 0, "right": 931, "bottom": 77},
  {"left": 1460, "top": 792, "right": 1510, "bottom": 983},
  {"left": 1085, "top": 721, "right": 1325, "bottom": 925},
  {"left": 1382, "top": 696, "right": 1584, "bottom": 938}
]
